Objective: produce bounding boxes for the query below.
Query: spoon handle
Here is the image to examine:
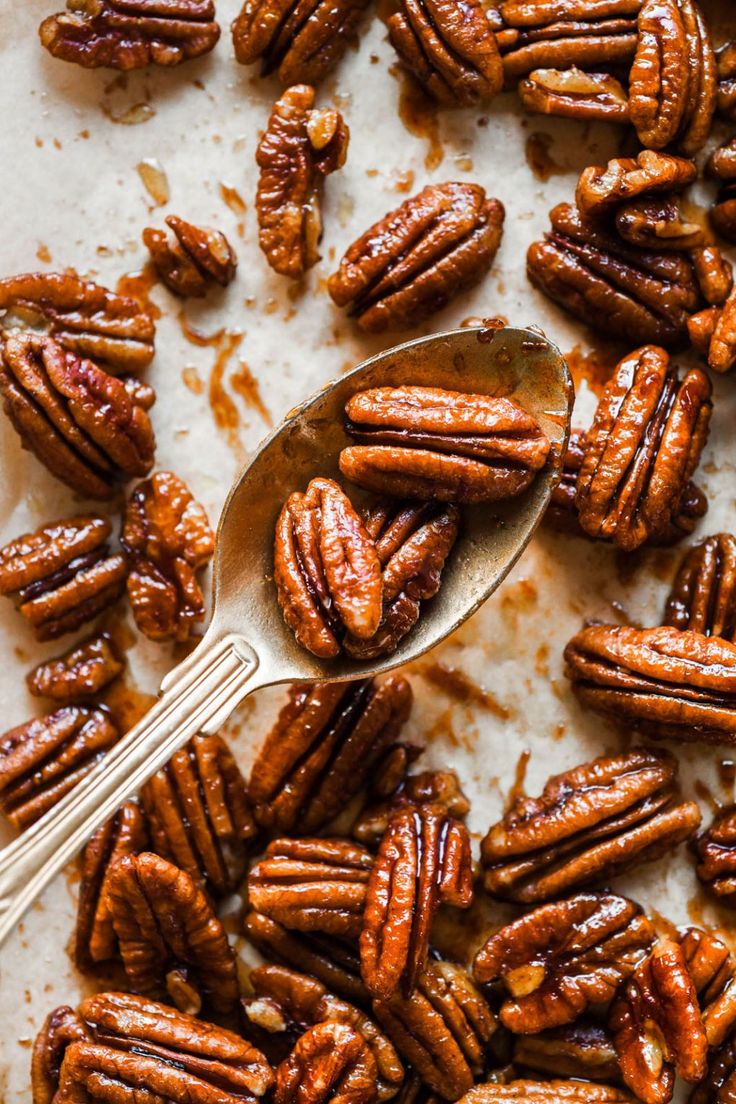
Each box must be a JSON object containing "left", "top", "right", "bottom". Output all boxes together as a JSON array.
[{"left": 0, "top": 632, "right": 259, "bottom": 948}]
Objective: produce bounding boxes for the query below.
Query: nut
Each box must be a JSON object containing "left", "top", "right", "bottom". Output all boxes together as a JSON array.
[
  {"left": 121, "top": 470, "right": 215, "bottom": 642},
  {"left": 707, "top": 137, "right": 736, "bottom": 244},
  {"left": 695, "top": 806, "right": 736, "bottom": 905},
  {"left": 458, "top": 1082, "right": 634, "bottom": 1102},
  {"left": 512, "top": 1022, "right": 620, "bottom": 1083},
  {"left": 327, "top": 183, "right": 504, "bottom": 333},
  {"left": 691, "top": 245, "right": 734, "bottom": 306},
  {"left": 32, "top": 1006, "right": 90, "bottom": 1104},
  {"left": 679, "top": 926, "right": 736, "bottom": 1049},
  {"left": 352, "top": 767, "right": 468, "bottom": 847},
  {"left": 576, "top": 152, "right": 697, "bottom": 220},
  {"left": 518, "top": 68, "right": 629, "bottom": 121},
  {"left": 473, "top": 892, "right": 655, "bottom": 1033},
  {"left": 274, "top": 1021, "right": 378, "bottom": 1104},
  {"left": 26, "top": 631, "right": 123, "bottom": 702},
  {"left": 256, "top": 85, "right": 349, "bottom": 278},
  {"left": 480, "top": 746, "right": 701, "bottom": 902},
  {"left": 0, "top": 704, "right": 119, "bottom": 829},
  {"left": 705, "top": 287, "right": 736, "bottom": 374},
  {"left": 143, "top": 215, "right": 237, "bottom": 298},
  {"left": 718, "top": 41, "right": 736, "bottom": 120},
  {"left": 664, "top": 533, "right": 736, "bottom": 640},
  {"left": 691, "top": 1034, "right": 736, "bottom": 1104},
  {"left": 614, "top": 197, "right": 704, "bottom": 251}
]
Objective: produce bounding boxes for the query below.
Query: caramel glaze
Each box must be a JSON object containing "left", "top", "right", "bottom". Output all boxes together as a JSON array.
[
  {"left": 419, "top": 661, "right": 510, "bottom": 721},
  {"left": 525, "top": 132, "right": 566, "bottom": 183},
  {"left": 116, "top": 264, "right": 161, "bottom": 320}
]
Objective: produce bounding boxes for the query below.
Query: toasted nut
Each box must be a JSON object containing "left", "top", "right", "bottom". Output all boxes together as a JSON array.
[
  {"left": 717, "top": 41, "right": 736, "bottom": 120},
  {"left": 144, "top": 215, "right": 237, "bottom": 298},
  {"left": 512, "top": 1022, "right": 620, "bottom": 1083},
  {"left": 519, "top": 68, "right": 628, "bottom": 122},
  {"left": 664, "top": 533, "right": 736, "bottom": 640},
  {"left": 679, "top": 926, "right": 736, "bottom": 1049},
  {"left": 691, "top": 246, "right": 734, "bottom": 306},
  {"left": 26, "top": 632, "right": 123, "bottom": 702},
  {"left": 352, "top": 767, "right": 468, "bottom": 847},
  {"left": 708, "top": 287, "right": 736, "bottom": 374},
  {"left": 615, "top": 197, "right": 703, "bottom": 251},
  {"left": 695, "top": 807, "right": 736, "bottom": 906},
  {"left": 275, "top": 1021, "right": 378, "bottom": 1104},
  {"left": 457, "top": 1081, "right": 634, "bottom": 1102},
  {"left": 577, "top": 151, "right": 697, "bottom": 219},
  {"left": 32, "top": 1006, "right": 90, "bottom": 1104}
]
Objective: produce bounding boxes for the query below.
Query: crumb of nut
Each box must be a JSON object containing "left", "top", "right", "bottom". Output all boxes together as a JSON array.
[{"left": 143, "top": 216, "right": 237, "bottom": 298}]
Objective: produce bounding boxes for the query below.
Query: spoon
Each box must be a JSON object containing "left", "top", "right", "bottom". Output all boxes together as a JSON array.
[{"left": 0, "top": 325, "right": 572, "bottom": 947}]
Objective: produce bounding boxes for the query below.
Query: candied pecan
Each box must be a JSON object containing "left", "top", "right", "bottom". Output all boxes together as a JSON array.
[
  {"left": 248, "top": 837, "right": 373, "bottom": 938},
  {"left": 142, "top": 731, "right": 256, "bottom": 897},
  {"left": 679, "top": 927, "right": 736, "bottom": 1048},
  {"left": 327, "top": 183, "right": 504, "bottom": 333},
  {"left": 692, "top": 1033, "right": 736, "bottom": 1104},
  {"left": 26, "top": 631, "right": 123, "bottom": 702},
  {"left": 694, "top": 807, "right": 736, "bottom": 905},
  {"left": 340, "top": 386, "right": 550, "bottom": 506},
  {"left": 275, "top": 1022, "right": 378, "bottom": 1104},
  {"left": 565, "top": 623, "right": 736, "bottom": 744},
  {"left": 473, "top": 892, "right": 654, "bottom": 1033},
  {"left": 0, "top": 333, "right": 155, "bottom": 499},
  {"left": 143, "top": 215, "right": 237, "bottom": 298},
  {"left": 692, "top": 245, "right": 734, "bottom": 306},
  {"left": 249, "top": 675, "right": 412, "bottom": 834},
  {"left": 576, "top": 152, "right": 697, "bottom": 219},
  {"left": 273, "top": 477, "right": 383, "bottom": 660},
  {"left": 0, "top": 704, "right": 119, "bottom": 829},
  {"left": 352, "top": 768, "right": 468, "bottom": 847},
  {"left": 121, "top": 470, "right": 215, "bottom": 642},
  {"left": 707, "top": 137, "right": 736, "bottom": 244},
  {"left": 32, "top": 1006, "right": 90, "bottom": 1104},
  {"left": 0, "top": 271, "right": 155, "bottom": 373},
  {"left": 512, "top": 1022, "right": 620, "bottom": 1083},
  {"left": 708, "top": 290, "right": 736, "bottom": 374},
  {"left": 480, "top": 747, "right": 701, "bottom": 902},
  {"left": 664, "top": 534, "right": 736, "bottom": 640},
  {"left": 39, "top": 0, "right": 220, "bottom": 69},
  {"left": 614, "top": 198, "right": 703, "bottom": 251},
  {"left": 518, "top": 68, "right": 628, "bottom": 121},
  {"left": 458, "top": 1083, "right": 633, "bottom": 1102},
  {"left": 361, "top": 804, "right": 472, "bottom": 1001},
  {"left": 372, "top": 958, "right": 496, "bottom": 1100},
  {"left": 574, "top": 346, "right": 711, "bottom": 551},
  {"left": 610, "top": 938, "right": 707, "bottom": 1104},
  {"left": 256, "top": 85, "right": 348, "bottom": 279},
  {"left": 717, "top": 42, "right": 736, "bottom": 121}
]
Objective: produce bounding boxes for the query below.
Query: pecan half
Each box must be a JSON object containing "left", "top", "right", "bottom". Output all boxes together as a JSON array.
[
  {"left": 32, "top": 1006, "right": 90, "bottom": 1104},
  {"left": 361, "top": 804, "right": 472, "bottom": 1001},
  {"left": 0, "top": 271, "right": 155, "bottom": 373},
  {"left": 473, "top": 892, "right": 654, "bottom": 1034},
  {"left": 565, "top": 623, "right": 736, "bottom": 745},
  {"left": 694, "top": 806, "right": 736, "bottom": 905},
  {"left": 0, "top": 333, "right": 155, "bottom": 499},
  {"left": 680, "top": 926, "right": 736, "bottom": 1049},
  {"left": 480, "top": 746, "right": 701, "bottom": 902},
  {"left": 518, "top": 68, "right": 629, "bottom": 121},
  {"left": 700, "top": 287, "right": 736, "bottom": 374},
  {"left": 256, "top": 85, "right": 348, "bottom": 279},
  {"left": 340, "top": 386, "right": 550, "bottom": 505},
  {"left": 121, "top": 470, "right": 215, "bottom": 642},
  {"left": 144, "top": 215, "right": 237, "bottom": 298},
  {"left": 691, "top": 245, "right": 734, "bottom": 307},
  {"left": 0, "top": 704, "right": 119, "bottom": 829},
  {"left": 717, "top": 42, "right": 736, "bottom": 121},
  {"left": 664, "top": 534, "right": 736, "bottom": 641},
  {"left": 142, "top": 731, "right": 256, "bottom": 897},
  {"left": 248, "top": 837, "right": 373, "bottom": 938},
  {"left": 249, "top": 675, "right": 412, "bottom": 834},
  {"left": 708, "top": 137, "right": 736, "bottom": 246},
  {"left": 458, "top": 1083, "right": 633, "bottom": 1102},
  {"left": 327, "top": 184, "right": 504, "bottom": 333},
  {"left": 27, "top": 631, "right": 123, "bottom": 702},
  {"left": 692, "top": 1033, "right": 736, "bottom": 1104},
  {"left": 39, "top": 0, "right": 220, "bottom": 70},
  {"left": 275, "top": 1022, "right": 378, "bottom": 1104},
  {"left": 274, "top": 477, "right": 383, "bottom": 660},
  {"left": 577, "top": 152, "right": 697, "bottom": 220},
  {"left": 614, "top": 197, "right": 703, "bottom": 251},
  {"left": 512, "top": 1022, "right": 620, "bottom": 1083},
  {"left": 352, "top": 767, "right": 467, "bottom": 847}
]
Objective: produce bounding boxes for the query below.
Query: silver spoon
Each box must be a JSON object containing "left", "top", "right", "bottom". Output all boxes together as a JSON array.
[{"left": 0, "top": 325, "right": 572, "bottom": 946}]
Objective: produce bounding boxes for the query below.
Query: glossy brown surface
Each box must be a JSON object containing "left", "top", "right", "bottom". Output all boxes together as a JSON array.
[{"left": 144, "top": 215, "right": 237, "bottom": 298}]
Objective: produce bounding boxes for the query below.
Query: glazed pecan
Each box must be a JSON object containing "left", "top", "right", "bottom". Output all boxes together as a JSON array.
[
  {"left": 473, "top": 892, "right": 654, "bottom": 1033},
  {"left": 0, "top": 333, "right": 155, "bottom": 499},
  {"left": 0, "top": 704, "right": 118, "bottom": 829},
  {"left": 248, "top": 837, "right": 373, "bottom": 938},
  {"left": 352, "top": 767, "right": 468, "bottom": 847},
  {"left": 361, "top": 804, "right": 472, "bottom": 1001},
  {"left": 27, "top": 632, "right": 123, "bottom": 702},
  {"left": 705, "top": 288, "right": 736, "bottom": 374},
  {"left": 142, "top": 731, "right": 256, "bottom": 896},
  {"left": 121, "top": 470, "right": 215, "bottom": 642},
  {"left": 0, "top": 515, "right": 127, "bottom": 640},
  {"left": 39, "top": 0, "right": 220, "bottom": 70},
  {"left": 512, "top": 1022, "right": 620, "bottom": 1083},
  {"left": 275, "top": 1022, "right": 378, "bottom": 1104},
  {"left": 614, "top": 197, "right": 703, "bottom": 251},
  {"left": 480, "top": 747, "right": 700, "bottom": 902},
  {"left": 692, "top": 245, "right": 734, "bottom": 307},
  {"left": 0, "top": 271, "right": 155, "bottom": 374},
  {"left": 695, "top": 806, "right": 736, "bottom": 905},
  {"left": 680, "top": 926, "right": 736, "bottom": 1048},
  {"left": 518, "top": 68, "right": 628, "bottom": 122},
  {"left": 576, "top": 152, "right": 697, "bottom": 220},
  {"left": 256, "top": 85, "right": 348, "bottom": 279},
  {"left": 610, "top": 938, "right": 707, "bottom": 1104},
  {"left": 708, "top": 138, "right": 736, "bottom": 249},
  {"left": 458, "top": 1083, "right": 633, "bottom": 1102},
  {"left": 664, "top": 534, "right": 736, "bottom": 641},
  {"left": 144, "top": 215, "right": 237, "bottom": 298},
  {"left": 692, "top": 1033, "right": 736, "bottom": 1104},
  {"left": 565, "top": 623, "right": 736, "bottom": 745},
  {"left": 327, "top": 184, "right": 504, "bottom": 333},
  {"left": 717, "top": 42, "right": 736, "bottom": 121},
  {"left": 340, "top": 386, "right": 550, "bottom": 505},
  {"left": 273, "top": 477, "right": 383, "bottom": 660},
  {"left": 32, "top": 1006, "right": 90, "bottom": 1104},
  {"left": 249, "top": 675, "right": 412, "bottom": 833},
  {"left": 574, "top": 346, "right": 711, "bottom": 551}
]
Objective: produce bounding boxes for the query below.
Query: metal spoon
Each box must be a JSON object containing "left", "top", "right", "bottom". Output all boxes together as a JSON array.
[{"left": 0, "top": 325, "right": 572, "bottom": 946}]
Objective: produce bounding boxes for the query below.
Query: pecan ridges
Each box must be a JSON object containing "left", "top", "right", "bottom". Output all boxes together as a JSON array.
[
  {"left": 144, "top": 215, "right": 237, "bottom": 298},
  {"left": 274, "top": 1021, "right": 379, "bottom": 1104},
  {"left": 664, "top": 534, "right": 736, "bottom": 641},
  {"left": 27, "top": 632, "right": 124, "bottom": 703},
  {"left": 695, "top": 806, "right": 736, "bottom": 905}
]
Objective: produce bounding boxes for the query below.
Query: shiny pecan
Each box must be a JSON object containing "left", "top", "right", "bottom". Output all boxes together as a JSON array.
[
  {"left": 704, "top": 288, "right": 736, "bottom": 374},
  {"left": 273, "top": 476, "right": 383, "bottom": 660},
  {"left": 512, "top": 1021, "right": 620, "bottom": 1084},
  {"left": 32, "top": 1006, "right": 90, "bottom": 1104},
  {"left": 372, "top": 958, "right": 496, "bottom": 1100},
  {"left": 327, "top": 183, "right": 504, "bottom": 333},
  {"left": 706, "top": 137, "right": 736, "bottom": 245},
  {"left": 0, "top": 514, "right": 127, "bottom": 640},
  {"left": 692, "top": 1034, "right": 736, "bottom": 1104},
  {"left": 352, "top": 767, "right": 468, "bottom": 847},
  {"left": 694, "top": 806, "right": 736, "bottom": 905},
  {"left": 256, "top": 85, "right": 348, "bottom": 279},
  {"left": 142, "top": 731, "right": 256, "bottom": 897},
  {"left": 518, "top": 68, "right": 629, "bottom": 121},
  {"left": 717, "top": 41, "right": 736, "bottom": 121},
  {"left": 576, "top": 152, "right": 698, "bottom": 220},
  {"left": 0, "top": 271, "right": 155, "bottom": 373},
  {"left": 275, "top": 1022, "right": 378, "bottom": 1104},
  {"left": 39, "top": 0, "right": 220, "bottom": 69},
  {"left": 574, "top": 346, "right": 711, "bottom": 551},
  {"left": 0, "top": 333, "right": 155, "bottom": 499},
  {"left": 473, "top": 892, "right": 654, "bottom": 1034},
  {"left": 565, "top": 623, "right": 736, "bottom": 745},
  {"left": 0, "top": 704, "right": 118, "bottom": 829},
  {"left": 248, "top": 837, "right": 373, "bottom": 938},
  {"left": 144, "top": 215, "right": 237, "bottom": 298},
  {"left": 248, "top": 675, "right": 413, "bottom": 834},
  {"left": 340, "top": 386, "right": 550, "bottom": 505},
  {"left": 361, "top": 804, "right": 472, "bottom": 1001},
  {"left": 458, "top": 1083, "right": 634, "bottom": 1102},
  {"left": 27, "top": 631, "right": 123, "bottom": 702},
  {"left": 614, "top": 197, "right": 704, "bottom": 251},
  {"left": 480, "top": 746, "right": 700, "bottom": 902},
  {"left": 691, "top": 245, "right": 734, "bottom": 306},
  {"left": 679, "top": 926, "right": 736, "bottom": 1049},
  {"left": 610, "top": 938, "right": 707, "bottom": 1104},
  {"left": 664, "top": 533, "right": 736, "bottom": 640},
  {"left": 121, "top": 470, "right": 215, "bottom": 642}
]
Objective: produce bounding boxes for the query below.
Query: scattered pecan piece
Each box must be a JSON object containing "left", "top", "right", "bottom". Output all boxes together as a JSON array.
[
  {"left": 144, "top": 215, "right": 236, "bottom": 298},
  {"left": 565, "top": 623, "right": 736, "bottom": 745},
  {"left": 679, "top": 926, "right": 736, "bottom": 1048},
  {"left": 717, "top": 42, "right": 736, "bottom": 121},
  {"left": 512, "top": 1021, "right": 620, "bottom": 1083},
  {"left": 518, "top": 68, "right": 628, "bottom": 121},
  {"left": 0, "top": 704, "right": 119, "bottom": 829},
  {"left": 576, "top": 152, "right": 697, "bottom": 220},
  {"left": 473, "top": 892, "right": 654, "bottom": 1033},
  {"left": 458, "top": 1083, "right": 634, "bottom": 1102},
  {"left": 256, "top": 85, "right": 348, "bottom": 279},
  {"left": 361, "top": 804, "right": 472, "bottom": 1001},
  {"left": 39, "top": 0, "right": 220, "bottom": 70},
  {"left": 32, "top": 1006, "right": 90, "bottom": 1104},
  {"left": 480, "top": 747, "right": 700, "bottom": 902},
  {"left": 248, "top": 837, "right": 373, "bottom": 938},
  {"left": 121, "top": 470, "right": 215, "bottom": 642},
  {"left": 274, "top": 477, "right": 383, "bottom": 659},
  {"left": 328, "top": 183, "right": 504, "bottom": 333},
  {"left": 249, "top": 675, "right": 412, "bottom": 834},
  {"left": 352, "top": 767, "right": 468, "bottom": 847},
  {"left": 275, "top": 1021, "right": 378, "bottom": 1104},
  {"left": 664, "top": 533, "right": 736, "bottom": 641},
  {"left": 27, "top": 631, "right": 123, "bottom": 702},
  {"left": 694, "top": 807, "right": 736, "bottom": 906}
]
